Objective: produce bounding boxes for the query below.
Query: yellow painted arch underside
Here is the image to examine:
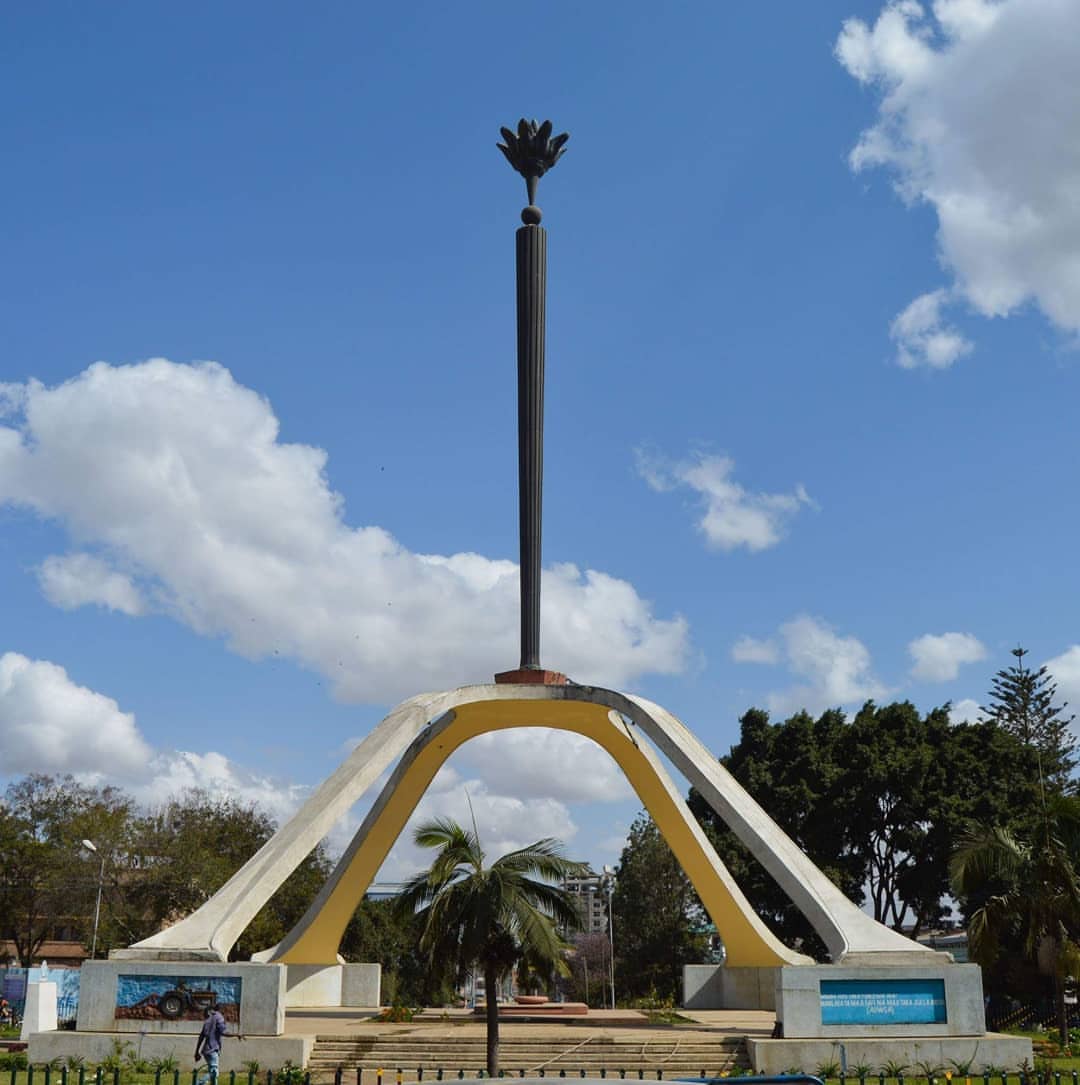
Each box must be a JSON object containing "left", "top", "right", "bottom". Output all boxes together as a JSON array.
[{"left": 277, "top": 697, "right": 790, "bottom": 967}]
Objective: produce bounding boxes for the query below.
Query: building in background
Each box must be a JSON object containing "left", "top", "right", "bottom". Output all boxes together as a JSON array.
[{"left": 561, "top": 869, "right": 609, "bottom": 934}]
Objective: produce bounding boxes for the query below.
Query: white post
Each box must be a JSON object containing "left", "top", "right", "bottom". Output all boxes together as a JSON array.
[
  {"left": 603, "top": 867, "right": 616, "bottom": 1010},
  {"left": 20, "top": 971, "right": 58, "bottom": 1040}
]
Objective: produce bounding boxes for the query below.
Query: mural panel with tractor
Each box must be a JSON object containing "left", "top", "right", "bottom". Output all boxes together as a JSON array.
[{"left": 115, "top": 975, "right": 241, "bottom": 1023}]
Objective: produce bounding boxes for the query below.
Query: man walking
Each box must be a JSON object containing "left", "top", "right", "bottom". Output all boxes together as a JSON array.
[{"left": 195, "top": 1004, "right": 227, "bottom": 1085}]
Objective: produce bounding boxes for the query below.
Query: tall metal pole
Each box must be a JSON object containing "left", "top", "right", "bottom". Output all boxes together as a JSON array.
[
  {"left": 515, "top": 214, "right": 545, "bottom": 668},
  {"left": 91, "top": 854, "right": 105, "bottom": 959},
  {"left": 82, "top": 839, "right": 105, "bottom": 959},
  {"left": 496, "top": 119, "right": 569, "bottom": 675}
]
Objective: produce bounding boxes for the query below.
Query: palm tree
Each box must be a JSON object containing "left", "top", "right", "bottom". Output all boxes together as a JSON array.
[
  {"left": 394, "top": 817, "right": 588, "bottom": 1076},
  {"left": 951, "top": 793, "right": 1080, "bottom": 1040}
]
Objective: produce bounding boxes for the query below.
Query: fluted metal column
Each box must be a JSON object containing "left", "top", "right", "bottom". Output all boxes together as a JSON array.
[
  {"left": 516, "top": 220, "right": 546, "bottom": 670},
  {"left": 496, "top": 118, "right": 569, "bottom": 678}
]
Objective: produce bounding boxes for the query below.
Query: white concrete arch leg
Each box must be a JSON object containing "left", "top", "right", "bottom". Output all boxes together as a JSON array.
[
  {"left": 615, "top": 691, "right": 931, "bottom": 961},
  {"left": 115, "top": 689, "right": 460, "bottom": 961}
]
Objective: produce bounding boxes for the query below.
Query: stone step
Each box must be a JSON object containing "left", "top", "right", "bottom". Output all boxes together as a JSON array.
[
  {"left": 307, "top": 1034, "right": 749, "bottom": 1078},
  {"left": 310, "top": 1043, "right": 744, "bottom": 1053},
  {"left": 311, "top": 1047, "right": 742, "bottom": 1056},
  {"left": 313, "top": 1040, "right": 743, "bottom": 1048},
  {"left": 309, "top": 1050, "right": 741, "bottom": 1062}
]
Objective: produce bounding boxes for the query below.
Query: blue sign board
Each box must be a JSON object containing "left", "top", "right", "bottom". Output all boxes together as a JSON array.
[{"left": 820, "top": 978, "right": 947, "bottom": 1025}]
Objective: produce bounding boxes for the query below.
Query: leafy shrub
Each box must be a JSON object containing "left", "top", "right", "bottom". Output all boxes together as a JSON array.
[
  {"left": 243, "top": 1060, "right": 262, "bottom": 1075},
  {"left": 274, "top": 1061, "right": 305, "bottom": 1085},
  {"left": 947, "top": 1053, "right": 977, "bottom": 1076},
  {"left": 630, "top": 989, "right": 675, "bottom": 1012},
  {"left": 0, "top": 1053, "right": 29, "bottom": 1072},
  {"left": 815, "top": 1060, "right": 842, "bottom": 1079},
  {"left": 851, "top": 1064, "right": 874, "bottom": 1080},
  {"left": 100, "top": 1038, "right": 134, "bottom": 1072},
  {"left": 880, "top": 1061, "right": 910, "bottom": 1078},
  {"left": 151, "top": 1055, "right": 180, "bottom": 1074}
]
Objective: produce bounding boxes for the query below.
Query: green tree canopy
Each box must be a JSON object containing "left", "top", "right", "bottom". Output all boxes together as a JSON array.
[
  {"left": 611, "top": 812, "right": 707, "bottom": 1000},
  {"left": 951, "top": 792, "right": 1080, "bottom": 1039},
  {"left": 982, "top": 646, "right": 1076, "bottom": 790},
  {"left": 0, "top": 777, "right": 331, "bottom": 964},
  {"left": 688, "top": 701, "right": 1043, "bottom": 959},
  {"left": 0, "top": 774, "right": 132, "bottom": 966}
]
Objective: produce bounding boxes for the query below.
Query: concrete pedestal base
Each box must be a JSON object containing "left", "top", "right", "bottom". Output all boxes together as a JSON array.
[
  {"left": 20, "top": 981, "right": 57, "bottom": 1041},
  {"left": 776, "top": 963, "right": 985, "bottom": 1038},
  {"left": 78, "top": 960, "right": 286, "bottom": 1036},
  {"left": 747, "top": 1035, "right": 1033, "bottom": 1075}
]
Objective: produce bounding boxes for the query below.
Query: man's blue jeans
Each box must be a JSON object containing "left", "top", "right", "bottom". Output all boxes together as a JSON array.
[{"left": 196, "top": 1050, "right": 219, "bottom": 1085}]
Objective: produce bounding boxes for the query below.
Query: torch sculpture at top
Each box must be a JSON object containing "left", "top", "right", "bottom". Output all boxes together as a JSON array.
[{"left": 496, "top": 119, "right": 569, "bottom": 680}]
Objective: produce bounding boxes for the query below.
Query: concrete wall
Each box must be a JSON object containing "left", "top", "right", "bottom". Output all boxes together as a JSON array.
[
  {"left": 683, "top": 965, "right": 777, "bottom": 1010},
  {"left": 29, "top": 1032, "right": 312, "bottom": 1073},
  {"left": 776, "top": 963, "right": 984, "bottom": 1039},
  {"left": 747, "top": 1035, "right": 1032, "bottom": 1076},
  {"left": 282, "top": 963, "right": 380, "bottom": 1007},
  {"left": 284, "top": 964, "right": 341, "bottom": 1007},
  {"left": 342, "top": 964, "right": 381, "bottom": 1007},
  {"left": 77, "top": 960, "right": 287, "bottom": 1037}
]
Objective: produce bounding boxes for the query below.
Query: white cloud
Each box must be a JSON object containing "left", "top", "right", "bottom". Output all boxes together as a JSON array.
[
  {"left": 731, "top": 635, "right": 780, "bottom": 665},
  {"left": 891, "top": 289, "right": 973, "bottom": 369},
  {"left": 0, "top": 652, "right": 152, "bottom": 777},
  {"left": 639, "top": 451, "right": 813, "bottom": 552},
  {"left": 837, "top": 0, "right": 1080, "bottom": 357},
  {"left": 1046, "top": 645, "right": 1080, "bottom": 712},
  {"left": 0, "top": 650, "right": 310, "bottom": 829},
  {"left": 0, "top": 360, "right": 689, "bottom": 702},
  {"left": 454, "top": 729, "right": 634, "bottom": 804},
  {"left": 948, "top": 697, "right": 982, "bottom": 723},
  {"left": 131, "top": 750, "right": 311, "bottom": 831},
  {"left": 377, "top": 778, "right": 580, "bottom": 881},
  {"left": 734, "top": 615, "right": 889, "bottom": 716},
  {"left": 38, "top": 553, "right": 146, "bottom": 616},
  {"left": 0, "top": 651, "right": 603, "bottom": 878},
  {"left": 908, "top": 631, "right": 987, "bottom": 681}
]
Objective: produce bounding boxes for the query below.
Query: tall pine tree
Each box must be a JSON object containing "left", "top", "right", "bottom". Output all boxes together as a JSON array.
[{"left": 981, "top": 646, "right": 1076, "bottom": 789}]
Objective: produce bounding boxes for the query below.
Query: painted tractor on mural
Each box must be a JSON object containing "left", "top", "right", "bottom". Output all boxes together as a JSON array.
[{"left": 157, "top": 983, "right": 216, "bottom": 1019}]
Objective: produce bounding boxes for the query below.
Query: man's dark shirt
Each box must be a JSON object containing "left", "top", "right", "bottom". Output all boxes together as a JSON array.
[{"left": 195, "top": 1010, "right": 226, "bottom": 1058}]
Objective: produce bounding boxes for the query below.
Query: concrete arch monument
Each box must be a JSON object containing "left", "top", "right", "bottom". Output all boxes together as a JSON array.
[
  {"left": 53, "top": 121, "right": 1028, "bottom": 1076},
  {"left": 120, "top": 682, "right": 923, "bottom": 968}
]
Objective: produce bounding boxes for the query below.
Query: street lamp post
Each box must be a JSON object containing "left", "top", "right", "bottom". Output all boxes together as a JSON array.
[
  {"left": 603, "top": 865, "right": 616, "bottom": 1010},
  {"left": 81, "top": 839, "right": 106, "bottom": 960}
]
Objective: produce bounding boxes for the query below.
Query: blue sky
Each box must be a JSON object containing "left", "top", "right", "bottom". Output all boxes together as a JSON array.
[{"left": 2, "top": 0, "right": 1079, "bottom": 881}]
